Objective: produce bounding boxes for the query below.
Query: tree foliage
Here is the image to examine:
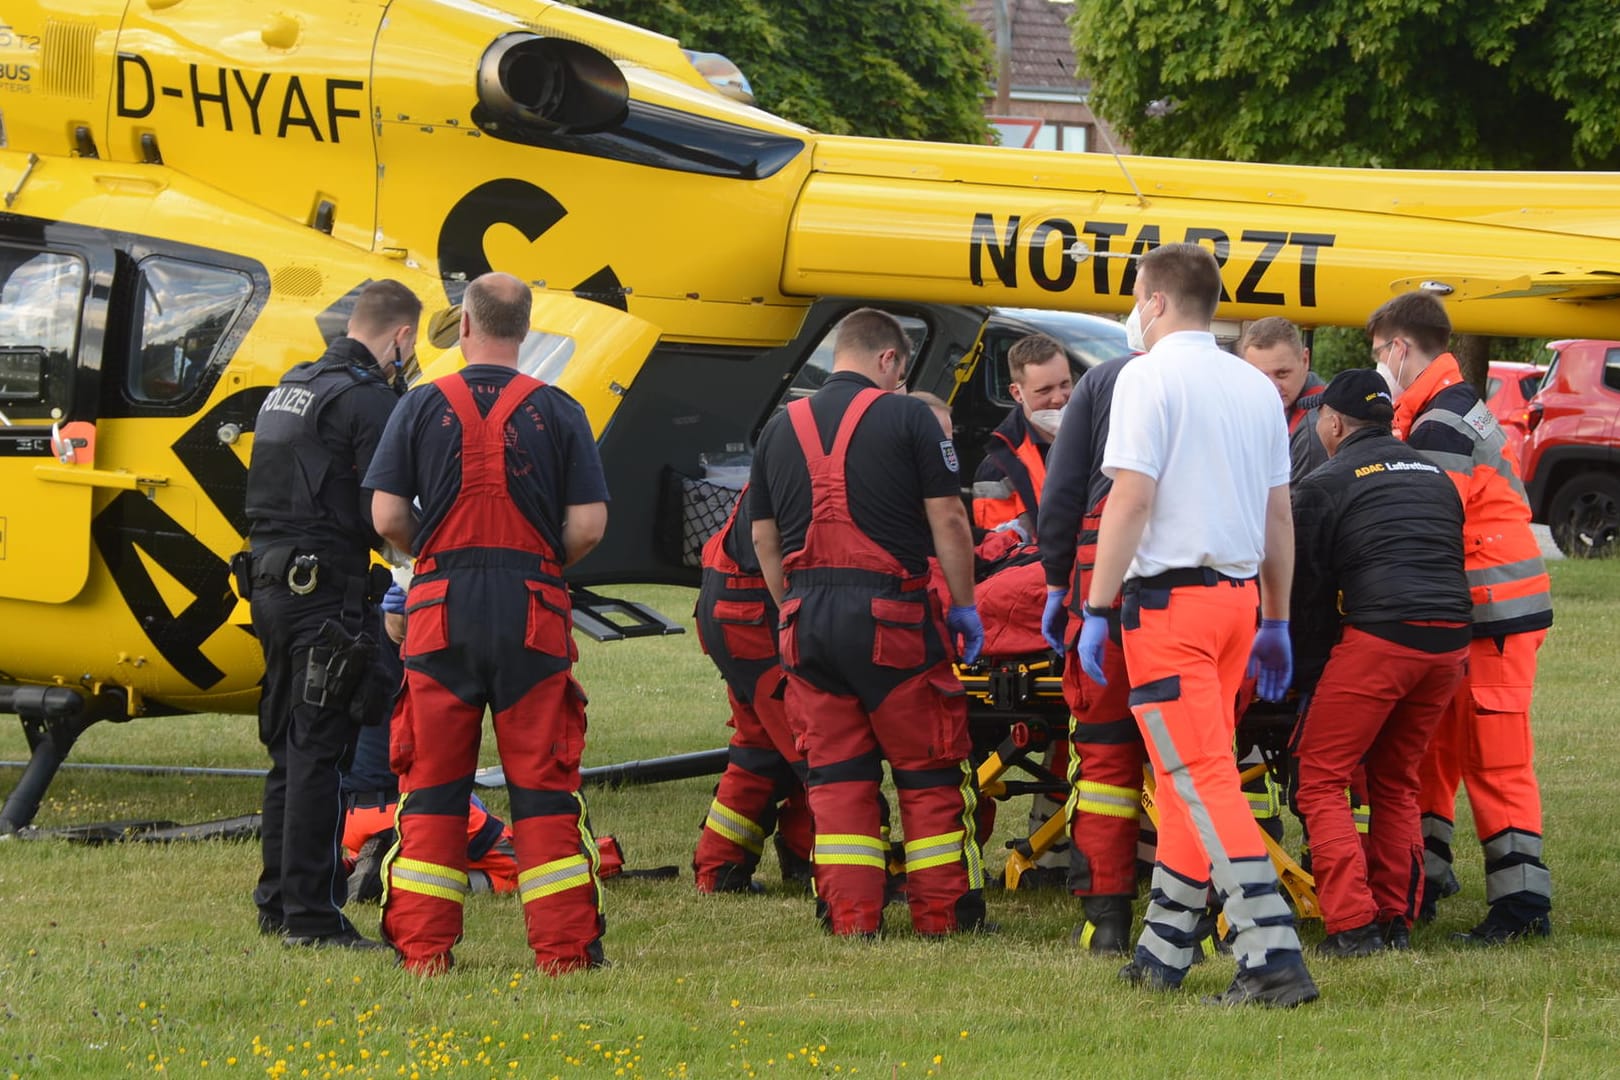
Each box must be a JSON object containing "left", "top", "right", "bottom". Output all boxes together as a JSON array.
[
  {"left": 1070, "top": 0, "right": 1620, "bottom": 169},
  {"left": 577, "top": 0, "right": 992, "bottom": 143}
]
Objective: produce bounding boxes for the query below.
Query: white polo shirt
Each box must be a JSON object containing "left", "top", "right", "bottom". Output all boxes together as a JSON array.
[{"left": 1101, "top": 330, "right": 1290, "bottom": 580}]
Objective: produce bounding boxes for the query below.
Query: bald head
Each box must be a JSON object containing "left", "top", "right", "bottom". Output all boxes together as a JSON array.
[{"left": 459, "top": 273, "right": 532, "bottom": 366}]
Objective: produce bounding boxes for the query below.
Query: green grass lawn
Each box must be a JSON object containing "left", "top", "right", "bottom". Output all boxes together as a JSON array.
[{"left": 2, "top": 570, "right": 1619, "bottom": 1078}]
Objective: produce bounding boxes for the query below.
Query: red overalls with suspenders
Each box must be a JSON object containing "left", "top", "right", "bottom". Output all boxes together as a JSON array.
[
  {"left": 691, "top": 491, "right": 814, "bottom": 892},
  {"left": 776, "top": 388, "right": 984, "bottom": 936},
  {"left": 382, "top": 371, "right": 605, "bottom": 975}
]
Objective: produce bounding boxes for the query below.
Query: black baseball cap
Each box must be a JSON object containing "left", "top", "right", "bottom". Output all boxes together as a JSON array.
[{"left": 1322, "top": 369, "right": 1395, "bottom": 423}]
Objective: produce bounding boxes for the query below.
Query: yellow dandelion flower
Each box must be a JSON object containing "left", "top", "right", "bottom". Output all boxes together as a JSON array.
[
  {"left": 729, "top": 999, "right": 740, "bottom": 1009},
  {"left": 933, "top": 1056, "right": 942, "bottom": 1065}
]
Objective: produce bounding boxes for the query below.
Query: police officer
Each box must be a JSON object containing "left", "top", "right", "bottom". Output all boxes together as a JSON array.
[
  {"left": 367, "top": 272, "right": 610, "bottom": 975},
  {"left": 244, "top": 278, "right": 420, "bottom": 948},
  {"left": 1289, "top": 369, "right": 1471, "bottom": 956},
  {"left": 750, "top": 307, "right": 987, "bottom": 937}
]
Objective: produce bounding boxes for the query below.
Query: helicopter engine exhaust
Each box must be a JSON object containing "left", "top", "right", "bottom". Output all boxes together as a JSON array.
[{"left": 475, "top": 33, "right": 629, "bottom": 136}]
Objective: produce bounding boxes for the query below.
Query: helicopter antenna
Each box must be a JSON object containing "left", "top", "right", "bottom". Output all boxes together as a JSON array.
[{"left": 1091, "top": 113, "right": 1147, "bottom": 208}]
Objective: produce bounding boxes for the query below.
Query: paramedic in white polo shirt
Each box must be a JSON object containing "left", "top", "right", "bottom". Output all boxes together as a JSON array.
[{"left": 1075, "top": 242, "right": 1318, "bottom": 1008}]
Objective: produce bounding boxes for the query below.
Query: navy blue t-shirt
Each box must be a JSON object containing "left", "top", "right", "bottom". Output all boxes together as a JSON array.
[
  {"left": 364, "top": 365, "right": 609, "bottom": 557},
  {"left": 749, "top": 372, "right": 961, "bottom": 575}
]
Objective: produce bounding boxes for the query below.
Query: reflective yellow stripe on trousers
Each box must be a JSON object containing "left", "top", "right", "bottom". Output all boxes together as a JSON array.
[
  {"left": 704, "top": 798, "right": 766, "bottom": 855},
  {"left": 390, "top": 857, "right": 471, "bottom": 904},
  {"left": 813, "top": 833, "right": 887, "bottom": 869},
  {"left": 518, "top": 853, "right": 593, "bottom": 904}
]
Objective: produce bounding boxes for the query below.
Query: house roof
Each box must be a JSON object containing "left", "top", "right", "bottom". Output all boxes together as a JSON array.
[{"left": 967, "top": 0, "right": 1088, "bottom": 94}]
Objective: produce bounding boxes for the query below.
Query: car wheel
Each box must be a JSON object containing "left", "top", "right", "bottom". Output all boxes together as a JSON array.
[{"left": 1547, "top": 471, "right": 1620, "bottom": 558}]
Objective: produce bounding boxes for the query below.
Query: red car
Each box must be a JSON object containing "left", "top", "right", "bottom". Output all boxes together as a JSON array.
[
  {"left": 1521, "top": 339, "right": 1620, "bottom": 558},
  {"left": 1486, "top": 361, "right": 1545, "bottom": 469}
]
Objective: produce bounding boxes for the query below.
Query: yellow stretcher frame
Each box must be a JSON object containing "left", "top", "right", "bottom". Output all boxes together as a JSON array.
[{"left": 959, "top": 655, "right": 1320, "bottom": 921}]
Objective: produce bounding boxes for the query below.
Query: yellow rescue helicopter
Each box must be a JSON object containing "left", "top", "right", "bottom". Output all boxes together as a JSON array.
[{"left": 2, "top": 0, "right": 1619, "bottom": 830}]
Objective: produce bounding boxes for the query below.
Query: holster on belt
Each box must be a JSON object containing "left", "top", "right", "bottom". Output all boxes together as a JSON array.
[
  {"left": 230, "top": 551, "right": 254, "bottom": 601},
  {"left": 304, "top": 619, "right": 396, "bottom": 727}
]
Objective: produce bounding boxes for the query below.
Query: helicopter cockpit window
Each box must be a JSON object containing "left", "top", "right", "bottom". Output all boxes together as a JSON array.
[
  {"left": 779, "top": 314, "right": 930, "bottom": 408},
  {"left": 128, "top": 257, "right": 253, "bottom": 404},
  {"left": 0, "top": 247, "right": 84, "bottom": 422}
]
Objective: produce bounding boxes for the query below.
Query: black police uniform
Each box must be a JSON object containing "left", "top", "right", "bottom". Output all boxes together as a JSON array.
[{"left": 244, "top": 336, "right": 399, "bottom": 940}]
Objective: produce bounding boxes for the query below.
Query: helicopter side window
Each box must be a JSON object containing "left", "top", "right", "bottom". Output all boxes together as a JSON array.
[
  {"left": 0, "top": 247, "right": 85, "bottom": 423},
  {"left": 128, "top": 257, "right": 253, "bottom": 404},
  {"left": 779, "top": 314, "right": 930, "bottom": 408}
]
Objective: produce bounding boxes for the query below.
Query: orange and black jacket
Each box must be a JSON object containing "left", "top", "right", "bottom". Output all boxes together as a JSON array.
[
  {"left": 1396, "top": 354, "right": 1553, "bottom": 640},
  {"left": 972, "top": 407, "right": 1048, "bottom": 532}
]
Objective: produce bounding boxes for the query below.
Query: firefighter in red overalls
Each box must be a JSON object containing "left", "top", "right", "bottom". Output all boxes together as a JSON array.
[
  {"left": 690, "top": 487, "right": 815, "bottom": 893},
  {"left": 750, "top": 308, "right": 987, "bottom": 937},
  {"left": 366, "top": 273, "right": 611, "bottom": 975}
]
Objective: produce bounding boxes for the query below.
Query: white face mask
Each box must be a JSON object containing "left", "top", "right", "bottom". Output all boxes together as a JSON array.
[
  {"left": 1124, "top": 305, "right": 1147, "bottom": 352},
  {"left": 1375, "top": 345, "right": 1408, "bottom": 399},
  {"left": 1375, "top": 361, "right": 1400, "bottom": 397},
  {"left": 1029, "top": 406, "right": 1065, "bottom": 438}
]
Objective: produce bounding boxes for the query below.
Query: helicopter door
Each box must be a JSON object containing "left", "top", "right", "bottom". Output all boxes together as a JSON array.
[{"left": 0, "top": 236, "right": 112, "bottom": 604}]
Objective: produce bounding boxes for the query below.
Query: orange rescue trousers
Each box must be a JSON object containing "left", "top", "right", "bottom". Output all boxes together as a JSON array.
[
  {"left": 1418, "top": 630, "right": 1552, "bottom": 922},
  {"left": 1121, "top": 574, "right": 1304, "bottom": 984}
]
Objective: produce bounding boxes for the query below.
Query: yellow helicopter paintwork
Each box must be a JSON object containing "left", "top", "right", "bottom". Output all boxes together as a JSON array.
[{"left": 1, "top": 0, "right": 1619, "bottom": 827}]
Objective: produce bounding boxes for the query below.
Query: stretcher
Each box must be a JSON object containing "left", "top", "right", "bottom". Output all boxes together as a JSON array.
[{"left": 956, "top": 650, "right": 1321, "bottom": 921}]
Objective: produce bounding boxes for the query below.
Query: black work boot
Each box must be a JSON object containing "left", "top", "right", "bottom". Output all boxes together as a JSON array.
[
  {"left": 1190, "top": 909, "right": 1229, "bottom": 962},
  {"left": 1203, "top": 961, "right": 1320, "bottom": 1007},
  {"left": 1417, "top": 868, "right": 1461, "bottom": 923},
  {"left": 1118, "top": 953, "right": 1184, "bottom": 992},
  {"left": 705, "top": 862, "right": 765, "bottom": 895},
  {"left": 1316, "top": 921, "right": 1385, "bottom": 958},
  {"left": 347, "top": 829, "right": 394, "bottom": 905},
  {"left": 1072, "top": 895, "right": 1133, "bottom": 955},
  {"left": 1452, "top": 908, "right": 1552, "bottom": 946},
  {"left": 774, "top": 834, "right": 813, "bottom": 893},
  {"left": 1380, "top": 919, "right": 1411, "bottom": 951}
]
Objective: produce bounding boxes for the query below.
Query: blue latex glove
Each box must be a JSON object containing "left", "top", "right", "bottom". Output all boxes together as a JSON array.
[
  {"left": 1077, "top": 610, "right": 1109, "bottom": 686},
  {"left": 1248, "top": 618, "right": 1293, "bottom": 702},
  {"left": 1041, "top": 589, "right": 1070, "bottom": 654},
  {"left": 947, "top": 604, "right": 985, "bottom": 665},
  {"left": 381, "top": 582, "right": 408, "bottom": 616}
]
